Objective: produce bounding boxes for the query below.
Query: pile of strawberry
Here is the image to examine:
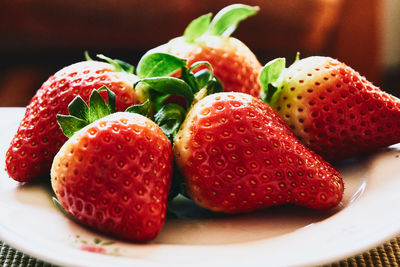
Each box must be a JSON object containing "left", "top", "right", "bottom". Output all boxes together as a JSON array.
[{"left": 5, "top": 4, "right": 400, "bottom": 242}]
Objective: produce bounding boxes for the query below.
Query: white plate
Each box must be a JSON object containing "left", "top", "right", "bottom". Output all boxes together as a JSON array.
[{"left": 1, "top": 107, "right": 400, "bottom": 267}]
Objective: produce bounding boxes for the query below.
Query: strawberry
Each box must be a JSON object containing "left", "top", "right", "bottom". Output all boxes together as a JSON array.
[
  {"left": 141, "top": 4, "right": 262, "bottom": 97},
  {"left": 260, "top": 56, "right": 400, "bottom": 161},
  {"left": 173, "top": 92, "right": 344, "bottom": 213},
  {"left": 5, "top": 55, "right": 143, "bottom": 182},
  {"left": 51, "top": 88, "right": 172, "bottom": 241}
]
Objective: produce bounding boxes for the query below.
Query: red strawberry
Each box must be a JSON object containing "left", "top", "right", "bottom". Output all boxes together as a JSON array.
[
  {"left": 144, "top": 4, "right": 262, "bottom": 97},
  {"left": 51, "top": 90, "right": 172, "bottom": 241},
  {"left": 260, "top": 56, "right": 400, "bottom": 161},
  {"left": 5, "top": 56, "right": 143, "bottom": 182},
  {"left": 173, "top": 92, "right": 344, "bottom": 213}
]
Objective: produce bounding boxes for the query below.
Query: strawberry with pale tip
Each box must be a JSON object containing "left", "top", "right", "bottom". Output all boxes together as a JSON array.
[{"left": 260, "top": 55, "right": 400, "bottom": 161}]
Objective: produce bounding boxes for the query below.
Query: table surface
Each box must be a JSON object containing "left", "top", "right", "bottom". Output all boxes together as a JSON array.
[{"left": 2, "top": 236, "right": 400, "bottom": 266}]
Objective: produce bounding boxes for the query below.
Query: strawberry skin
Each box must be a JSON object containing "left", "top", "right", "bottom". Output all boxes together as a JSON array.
[
  {"left": 51, "top": 112, "right": 172, "bottom": 241},
  {"left": 6, "top": 60, "right": 142, "bottom": 182},
  {"left": 173, "top": 92, "right": 344, "bottom": 213},
  {"left": 267, "top": 56, "right": 400, "bottom": 160},
  {"left": 164, "top": 36, "right": 262, "bottom": 97}
]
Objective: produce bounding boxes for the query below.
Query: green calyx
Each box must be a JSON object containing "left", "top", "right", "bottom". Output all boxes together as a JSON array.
[
  {"left": 85, "top": 51, "right": 135, "bottom": 74},
  {"left": 57, "top": 86, "right": 117, "bottom": 138},
  {"left": 135, "top": 53, "right": 222, "bottom": 109},
  {"left": 134, "top": 52, "right": 222, "bottom": 140},
  {"left": 183, "top": 4, "right": 259, "bottom": 43},
  {"left": 59, "top": 52, "right": 222, "bottom": 142},
  {"left": 125, "top": 100, "right": 150, "bottom": 117},
  {"left": 135, "top": 77, "right": 194, "bottom": 109},
  {"left": 260, "top": 53, "right": 301, "bottom": 104},
  {"left": 259, "top": 58, "right": 286, "bottom": 104},
  {"left": 154, "top": 104, "right": 187, "bottom": 141},
  {"left": 57, "top": 86, "right": 151, "bottom": 138},
  {"left": 136, "top": 52, "right": 187, "bottom": 79}
]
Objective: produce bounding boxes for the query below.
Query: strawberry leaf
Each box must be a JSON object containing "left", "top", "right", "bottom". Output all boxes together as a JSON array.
[
  {"left": 209, "top": 4, "right": 259, "bottom": 37},
  {"left": 205, "top": 76, "right": 223, "bottom": 95},
  {"left": 154, "top": 103, "right": 187, "bottom": 141},
  {"left": 180, "top": 67, "right": 199, "bottom": 93},
  {"left": 113, "top": 59, "right": 135, "bottom": 74},
  {"left": 137, "top": 53, "right": 187, "bottom": 79},
  {"left": 184, "top": 61, "right": 214, "bottom": 93},
  {"left": 135, "top": 77, "right": 194, "bottom": 108},
  {"left": 97, "top": 85, "right": 116, "bottom": 113},
  {"left": 125, "top": 100, "right": 150, "bottom": 116},
  {"left": 67, "top": 95, "right": 89, "bottom": 121},
  {"left": 188, "top": 61, "right": 213, "bottom": 74},
  {"left": 89, "top": 90, "right": 112, "bottom": 122},
  {"left": 260, "top": 58, "right": 286, "bottom": 103},
  {"left": 56, "top": 115, "right": 89, "bottom": 138},
  {"left": 84, "top": 51, "right": 93, "bottom": 61},
  {"left": 294, "top": 52, "right": 301, "bottom": 64},
  {"left": 58, "top": 87, "right": 117, "bottom": 138},
  {"left": 184, "top": 13, "right": 212, "bottom": 43},
  {"left": 154, "top": 94, "right": 174, "bottom": 113},
  {"left": 194, "top": 69, "right": 212, "bottom": 90},
  {"left": 97, "top": 54, "right": 135, "bottom": 74}
]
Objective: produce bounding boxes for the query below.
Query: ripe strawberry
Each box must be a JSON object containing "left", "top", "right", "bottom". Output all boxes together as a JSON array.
[
  {"left": 173, "top": 92, "right": 344, "bottom": 213},
  {"left": 260, "top": 56, "right": 400, "bottom": 161},
  {"left": 51, "top": 89, "right": 172, "bottom": 241},
  {"left": 5, "top": 55, "right": 143, "bottom": 182},
  {"left": 142, "top": 4, "right": 262, "bottom": 97}
]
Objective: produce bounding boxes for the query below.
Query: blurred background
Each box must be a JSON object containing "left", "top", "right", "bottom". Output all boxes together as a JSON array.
[{"left": 0, "top": 0, "right": 399, "bottom": 106}]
